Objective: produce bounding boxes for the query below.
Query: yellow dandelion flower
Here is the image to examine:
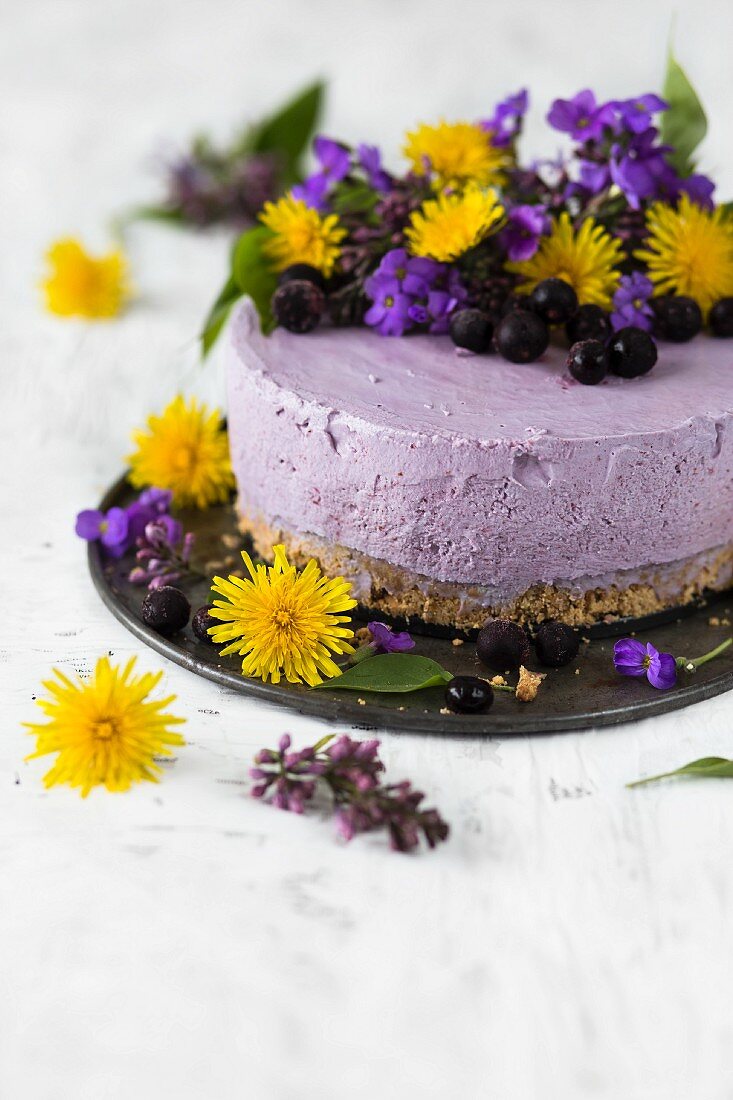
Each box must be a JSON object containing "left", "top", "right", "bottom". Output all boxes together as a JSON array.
[
  {"left": 41, "top": 237, "right": 130, "bottom": 319},
  {"left": 403, "top": 120, "right": 510, "bottom": 189},
  {"left": 259, "top": 194, "right": 346, "bottom": 276},
  {"left": 405, "top": 185, "right": 505, "bottom": 262},
  {"left": 127, "top": 394, "right": 234, "bottom": 510},
  {"left": 508, "top": 212, "right": 623, "bottom": 309},
  {"left": 24, "top": 656, "right": 185, "bottom": 797},
  {"left": 634, "top": 194, "right": 733, "bottom": 316},
  {"left": 209, "top": 544, "right": 356, "bottom": 686}
]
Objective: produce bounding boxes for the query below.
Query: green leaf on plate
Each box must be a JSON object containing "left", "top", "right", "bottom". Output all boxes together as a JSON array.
[
  {"left": 628, "top": 756, "right": 733, "bottom": 788},
  {"left": 250, "top": 80, "right": 325, "bottom": 186},
  {"left": 661, "top": 48, "right": 707, "bottom": 177},
  {"left": 200, "top": 275, "right": 243, "bottom": 357},
  {"left": 313, "top": 653, "right": 453, "bottom": 694}
]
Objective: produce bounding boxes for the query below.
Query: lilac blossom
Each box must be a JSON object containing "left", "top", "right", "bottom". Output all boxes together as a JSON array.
[
  {"left": 250, "top": 733, "right": 449, "bottom": 853},
  {"left": 481, "top": 89, "right": 529, "bottom": 147},
  {"left": 75, "top": 507, "right": 129, "bottom": 558},
  {"left": 677, "top": 173, "right": 716, "bottom": 210},
  {"left": 547, "top": 90, "right": 616, "bottom": 142},
  {"left": 611, "top": 273, "right": 655, "bottom": 332},
  {"left": 577, "top": 160, "right": 611, "bottom": 195},
  {"left": 125, "top": 487, "right": 173, "bottom": 541},
  {"left": 128, "top": 516, "right": 197, "bottom": 590},
  {"left": 292, "top": 136, "right": 350, "bottom": 210},
  {"left": 501, "top": 204, "right": 550, "bottom": 261},
  {"left": 613, "top": 638, "right": 677, "bottom": 690}
]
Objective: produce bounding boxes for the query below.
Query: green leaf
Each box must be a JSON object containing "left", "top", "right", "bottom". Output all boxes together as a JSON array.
[
  {"left": 330, "top": 180, "right": 379, "bottom": 218},
  {"left": 313, "top": 654, "right": 453, "bottom": 694},
  {"left": 231, "top": 225, "right": 278, "bottom": 330},
  {"left": 250, "top": 80, "right": 325, "bottom": 185},
  {"left": 628, "top": 756, "right": 733, "bottom": 788},
  {"left": 661, "top": 48, "right": 707, "bottom": 177},
  {"left": 720, "top": 201, "right": 733, "bottom": 221},
  {"left": 200, "top": 275, "right": 242, "bottom": 357}
]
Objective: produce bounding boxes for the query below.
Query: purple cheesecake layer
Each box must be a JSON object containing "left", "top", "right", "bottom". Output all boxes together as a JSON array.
[{"left": 226, "top": 300, "right": 733, "bottom": 599}]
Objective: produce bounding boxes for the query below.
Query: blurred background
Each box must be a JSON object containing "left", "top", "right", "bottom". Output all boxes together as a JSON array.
[{"left": 3, "top": 0, "right": 732, "bottom": 471}]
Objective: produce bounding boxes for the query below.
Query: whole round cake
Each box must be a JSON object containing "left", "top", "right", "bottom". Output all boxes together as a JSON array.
[
  {"left": 205, "top": 76, "right": 733, "bottom": 631},
  {"left": 227, "top": 300, "right": 733, "bottom": 630}
]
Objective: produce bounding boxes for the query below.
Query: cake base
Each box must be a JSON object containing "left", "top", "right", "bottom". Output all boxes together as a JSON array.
[
  {"left": 88, "top": 475, "right": 733, "bottom": 735},
  {"left": 241, "top": 512, "right": 733, "bottom": 634}
]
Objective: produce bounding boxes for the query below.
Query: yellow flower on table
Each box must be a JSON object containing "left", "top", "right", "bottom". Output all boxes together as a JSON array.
[
  {"left": 508, "top": 212, "right": 623, "bottom": 310},
  {"left": 634, "top": 194, "right": 733, "bottom": 316},
  {"left": 41, "top": 237, "right": 130, "bottom": 319},
  {"left": 406, "top": 185, "right": 505, "bottom": 263},
  {"left": 259, "top": 194, "right": 346, "bottom": 276},
  {"left": 127, "top": 394, "right": 234, "bottom": 510},
  {"left": 209, "top": 544, "right": 356, "bottom": 686},
  {"left": 403, "top": 120, "right": 510, "bottom": 189},
  {"left": 25, "top": 656, "right": 185, "bottom": 797}
]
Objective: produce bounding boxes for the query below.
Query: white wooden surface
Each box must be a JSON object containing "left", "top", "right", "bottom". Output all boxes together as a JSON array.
[{"left": 4, "top": 2, "right": 733, "bottom": 1097}]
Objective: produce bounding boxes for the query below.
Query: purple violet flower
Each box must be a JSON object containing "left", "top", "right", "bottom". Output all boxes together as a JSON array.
[
  {"left": 613, "top": 638, "right": 677, "bottom": 690},
  {"left": 577, "top": 160, "right": 611, "bottom": 195},
  {"left": 609, "top": 128, "right": 677, "bottom": 210},
  {"left": 313, "top": 135, "right": 351, "bottom": 182},
  {"left": 677, "top": 172, "right": 716, "bottom": 210},
  {"left": 481, "top": 89, "right": 529, "bottom": 147},
  {"left": 367, "top": 622, "right": 415, "bottom": 654},
  {"left": 125, "top": 487, "right": 173, "bottom": 541},
  {"left": 501, "top": 204, "right": 551, "bottom": 262},
  {"left": 547, "top": 89, "right": 616, "bottom": 142},
  {"left": 611, "top": 273, "right": 655, "bottom": 332},
  {"left": 75, "top": 507, "right": 130, "bottom": 558},
  {"left": 612, "top": 94, "right": 668, "bottom": 135},
  {"left": 364, "top": 274, "right": 413, "bottom": 336},
  {"left": 358, "top": 143, "right": 391, "bottom": 191},
  {"left": 291, "top": 172, "right": 330, "bottom": 211}
]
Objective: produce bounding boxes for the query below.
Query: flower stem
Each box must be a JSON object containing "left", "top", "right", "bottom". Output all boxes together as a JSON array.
[
  {"left": 627, "top": 770, "right": 682, "bottom": 789},
  {"left": 676, "top": 636, "right": 733, "bottom": 673}
]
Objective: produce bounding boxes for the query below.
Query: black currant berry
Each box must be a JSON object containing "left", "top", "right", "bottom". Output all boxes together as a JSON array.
[
  {"left": 495, "top": 310, "right": 549, "bottom": 364},
  {"left": 529, "top": 278, "right": 579, "bottom": 325},
  {"left": 445, "top": 676, "right": 494, "bottom": 714},
  {"left": 192, "top": 604, "right": 218, "bottom": 644},
  {"left": 567, "top": 339, "right": 608, "bottom": 385},
  {"left": 652, "top": 295, "right": 703, "bottom": 342},
  {"left": 607, "top": 326, "right": 658, "bottom": 379},
  {"left": 278, "top": 263, "right": 326, "bottom": 291},
  {"left": 141, "top": 586, "right": 191, "bottom": 636},
  {"left": 710, "top": 298, "right": 733, "bottom": 338},
  {"left": 449, "top": 308, "right": 493, "bottom": 353},
  {"left": 534, "top": 621, "right": 580, "bottom": 668},
  {"left": 476, "top": 619, "right": 531, "bottom": 672},
  {"left": 271, "top": 280, "right": 325, "bottom": 334},
  {"left": 566, "top": 304, "right": 612, "bottom": 345}
]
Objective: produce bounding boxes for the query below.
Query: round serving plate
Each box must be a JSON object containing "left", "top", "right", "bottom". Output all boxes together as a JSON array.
[{"left": 87, "top": 475, "right": 733, "bottom": 735}]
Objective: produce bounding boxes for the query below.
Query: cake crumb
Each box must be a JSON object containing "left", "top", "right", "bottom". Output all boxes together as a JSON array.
[
  {"left": 354, "top": 626, "right": 371, "bottom": 645},
  {"left": 490, "top": 675, "right": 507, "bottom": 686},
  {"left": 221, "top": 533, "right": 241, "bottom": 550},
  {"left": 357, "top": 698, "right": 366, "bottom": 706},
  {"left": 439, "top": 707, "right": 451, "bottom": 715},
  {"left": 368, "top": 373, "right": 381, "bottom": 384},
  {"left": 398, "top": 706, "right": 405, "bottom": 711},
  {"left": 452, "top": 638, "right": 464, "bottom": 647},
  {"left": 709, "top": 616, "right": 721, "bottom": 627},
  {"left": 582, "top": 636, "right": 591, "bottom": 645},
  {"left": 516, "top": 665, "right": 546, "bottom": 702},
  {"left": 575, "top": 668, "right": 580, "bottom": 675}
]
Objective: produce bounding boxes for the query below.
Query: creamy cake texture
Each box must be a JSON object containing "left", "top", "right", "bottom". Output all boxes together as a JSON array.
[{"left": 226, "top": 300, "right": 733, "bottom": 629}]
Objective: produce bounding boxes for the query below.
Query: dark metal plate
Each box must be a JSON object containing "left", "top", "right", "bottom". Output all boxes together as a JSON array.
[{"left": 87, "top": 475, "right": 733, "bottom": 735}]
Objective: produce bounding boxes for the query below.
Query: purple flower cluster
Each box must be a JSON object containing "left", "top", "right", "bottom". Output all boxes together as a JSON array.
[
  {"left": 250, "top": 733, "right": 449, "bottom": 853},
  {"left": 501, "top": 204, "right": 550, "bottom": 262},
  {"left": 364, "top": 248, "right": 466, "bottom": 336},
  {"left": 547, "top": 89, "right": 715, "bottom": 211},
  {"left": 164, "top": 149, "right": 280, "bottom": 227},
  {"left": 75, "top": 487, "right": 173, "bottom": 559},
  {"left": 76, "top": 487, "right": 198, "bottom": 590}
]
